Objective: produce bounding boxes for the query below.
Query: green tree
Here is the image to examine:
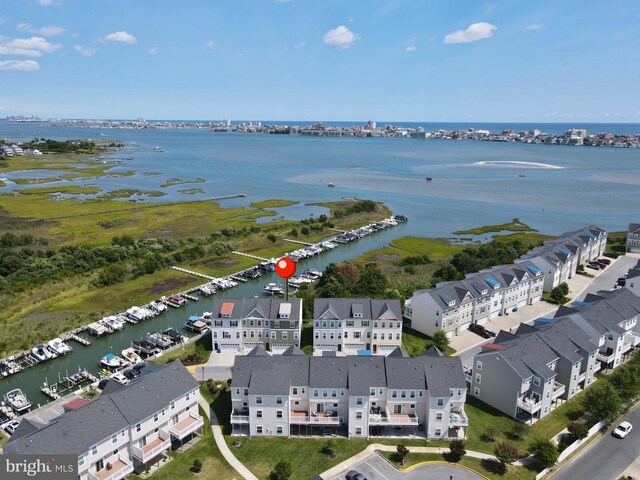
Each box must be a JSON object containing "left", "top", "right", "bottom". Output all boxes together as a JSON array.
[
  {"left": 289, "top": 228, "right": 298, "bottom": 237},
  {"left": 353, "top": 263, "right": 389, "bottom": 297},
  {"left": 190, "top": 459, "right": 202, "bottom": 473},
  {"left": 321, "top": 440, "right": 335, "bottom": 457},
  {"left": 567, "top": 421, "right": 589, "bottom": 440},
  {"left": 583, "top": 381, "right": 622, "bottom": 425},
  {"left": 448, "top": 439, "right": 466, "bottom": 462},
  {"left": 528, "top": 438, "right": 558, "bottom": 469},
  {"left": 267, "top": 234, "right": 277, "bottom": 243},
  {"left": 269, "top": 461, "right": 292, "bottom": 480},
  {"left": 432, "top": 331, "right": 450, "bottom": 352},
  {"left": 550, "top": 283, "right": 569, "bottom": 304},
  {"left": 396, "top": 444, "right": 409, "bottom": 463},
  {"left": 610, "top": 363, "right": 640, "bottom": 403},
  {"left": 493, "top": 441, "right": 521, "bottom": 472},
  {"left": 511, "top": 422, "right": 528, "bottom": 440},
  {"left": 300, "top": 226, "right": 310, "bottom": 235}
]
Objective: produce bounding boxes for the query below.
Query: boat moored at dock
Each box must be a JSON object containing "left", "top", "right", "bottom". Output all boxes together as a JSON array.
[
  {"left": 47, "top": 338, "right": 72, "bottom": 356},
  {"left": 4, "top": 388, "right": 31, "bottom": 413}
]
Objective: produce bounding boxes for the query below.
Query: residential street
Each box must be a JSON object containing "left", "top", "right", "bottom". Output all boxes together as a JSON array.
[{"left": 551, "top": 403, "right": 640, "bottom": 480}]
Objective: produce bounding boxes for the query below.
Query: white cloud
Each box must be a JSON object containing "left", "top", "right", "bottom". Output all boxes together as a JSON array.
[
  {"left": 0, "top": 36, "right": 61, "bottom": 57},
  {"left": 405, "top": 45, "right": 416, "bottom": 52},
  {"left": 149, "top": 47, "right": 159, "bottom": 55},
  {"left": 525, "top": 23, "right": 544, "bottom": 31},
  {"left": 294, "top": 41, "right": 306, "bottom": 49},
  {"left": 444, "top": 22, "right": 497, "bottom": 44},
  {"left": 34, "top": 0, "right": 62, "bottom": 5},
  {"left": 0, "top": 60, "right": 39, "bottom": 71},
  {"left": 323, "top": 25, "right": 359, "bottom": 49},
  {"left": 17, "top": 23, "right": 66, "bottom": 36},
  {"left": 73, "top": 45, "right": 97, "bottom": 57},
  {"left": 205, "top": 40, "right": 218, "bottom": 49},
  {"left": 103, "top": 31, "right": 136, "bottom": 44}
]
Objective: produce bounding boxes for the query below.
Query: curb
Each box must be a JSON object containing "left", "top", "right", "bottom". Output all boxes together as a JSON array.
[{"left": 398, "top": 460, "right": 491, "bottom": 479}]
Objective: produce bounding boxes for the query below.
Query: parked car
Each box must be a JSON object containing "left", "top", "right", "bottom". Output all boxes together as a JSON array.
[
  {"left": 469, "top": 323, "right": 492, "bottom": 339},
  {"left": 603, "top": 252, "right": 619, "bottom": 259},
  {"left": 613, "top": 421, "right": 633, "bottom": 439},
  {"left": 595, "top": 261, "right": 608, "bottom": 269},
  {"left": 598, "top": 258, "right": 611, "bottom": 265},
  {"left": 4, "top": 420, "right": 20, "bottom": 435},
  {"left": 345, "top": 471, "right": 368, "bottom": 480},
  {"left": 587, "top": 263, "right": 601, "bottom": 270},
  {"left": 617, "top": 278, "right": 627, "bottom": 287}
]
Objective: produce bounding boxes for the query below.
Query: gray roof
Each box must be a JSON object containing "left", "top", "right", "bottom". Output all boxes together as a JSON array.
[
  {"left": 4, "top": 361, "right": 198, "bottom": 456},
  {"left": 313, "top": 298, "right": 402, "bottom": 321},
  {"left": 282, "top": 345, "right": 305, "bottom": 356},
  {"left": 347, "top": 356, "right": 387, "bottom": 395},
  {"left": 212, "top": 298, "right": 302, "bottom": 321},
  {"left": 9, "top": 418, "right": 46, "bottom": 440},
  {"left": 629, "top": 223, "right": 640, "bottom": 233},
  {"left": 309, "top": 357, "right": 349, "bottom": 389}
]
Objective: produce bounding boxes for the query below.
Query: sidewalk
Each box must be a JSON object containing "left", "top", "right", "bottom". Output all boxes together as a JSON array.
[{"left": 197, "top": 396, "right": 258, "bottom": 480}]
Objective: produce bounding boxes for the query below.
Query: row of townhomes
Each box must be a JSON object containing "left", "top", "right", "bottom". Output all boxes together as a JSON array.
[
  {"left": 4, "top": 361, "right": 203, "bottom": 480},
  {"left": 210, "top": 298, "right": 403, "bottom": 356},
  {"left": 627, "top": 223, "right": 640, "bottom": 254},
  {"left": 405, "top": 225, "right": 607, "bottom": 338},
  {"left": 470, "top": 288, "right": 640, "bottom": 423},
  {"left": 230, "top": 345, "right": 468, "bottom": 439}
]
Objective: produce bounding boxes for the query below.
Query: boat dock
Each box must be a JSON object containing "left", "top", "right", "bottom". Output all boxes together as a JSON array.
[
  {"left": 230, "top": 275, "right": 248, "bottom": 283},
  {"left": 182, "top": 293, "right": 199, "bottom": 302},
  {"left": 283, "top": 238, "right": 314, "bottom": 246},
  {"left": 171, "top": 266, "right": 215, "bottom": 280},
  {"left": 64, "top": 332, "right": 91, "bottom": 346},
  {"left": 231, "top": 251, "right": 269, "bottom": 261}
]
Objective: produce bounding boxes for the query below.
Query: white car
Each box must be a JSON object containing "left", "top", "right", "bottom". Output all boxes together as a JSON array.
[
  {"left": 4, "top": 420, "right": 20, "bottom": 436},
  {"left": 613, "top": 421, "right": 633, "bottom": 438}
]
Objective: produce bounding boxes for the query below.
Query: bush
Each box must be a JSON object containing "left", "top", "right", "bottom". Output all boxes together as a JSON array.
[
  {"left": 269, "top": 461, "right": 292, "bottom": 480},
  {"left": 267, "top": 234, "right": 277, "bottom": 243},
  {"left": 448, "top": 439, "right": 466, "bottom": 462},
  {"left": 300, "top": 227, "right": 310, "bottom": 235},
  {"left": 432, "top": 331, "right": 450, "bottom": 351},
  {"left": 483, "top": 426, "right": 498, "bottom": 442},
  {"left": 190, "top": 459, "right": 202, "bottom": 473},
  {"left": 493, "top": 441, "right": 520, "bottom": 472},
  {"left": 567, "top": 421, "right": 589, "bottom": 440},
  {"left": 511, "top": 422, "right": 527, "bottom": 440},
  {"left": 528, "top": 438, "right": 558, "bottom": 469}
]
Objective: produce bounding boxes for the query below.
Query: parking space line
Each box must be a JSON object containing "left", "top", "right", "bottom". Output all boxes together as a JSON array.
[{"left": 365, "top": 461, "right": 390, "bottom": 480}]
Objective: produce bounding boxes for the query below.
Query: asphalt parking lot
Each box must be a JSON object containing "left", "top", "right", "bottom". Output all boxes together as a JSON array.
[{"left": 336, "top": 454, "right": 484, "bottom": 480}]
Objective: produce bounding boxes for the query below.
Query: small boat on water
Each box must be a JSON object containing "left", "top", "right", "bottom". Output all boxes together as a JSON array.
[
  {"left": 132, "top": 340, "right": 159, "bottom": 356},
  {"left": 425, "top": 177, "right": 433, "bottom": 182},
  {"left": 147, "top": 332, "right": 173, "bottom": 349},
  {"left": 264, "top": 283, "right": 285, "bottom": 295},
  {"left": 48, "top": 338, "right": 72, "bottom": 355},
  {"left": 32, "top": 344, "right": 53, "bottom": 362},
  {"left": 328, "top": 182, "right": 336, "bottom": 188},
  {"left": 518, "top": 174, "right": 526, "bottom": 177},
  {"left": 121, "top": 347, "right": 143, "bottom": 365},
  {"left": 4, "top": 388, "right": 31, "bottom": 413},
  {"left": 99, "top": 353, "right": 128, "bottom": 370},
  {"left": 163, "top": 328, "right": 184, "bottom": 343},
  {"left": 184, "top": 316, "right": 209, "bottom": 333}
]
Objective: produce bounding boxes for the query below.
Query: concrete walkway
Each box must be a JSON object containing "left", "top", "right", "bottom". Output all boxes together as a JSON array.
[{"left": 197, "top": 396, "right": 258, "bottom": 480}]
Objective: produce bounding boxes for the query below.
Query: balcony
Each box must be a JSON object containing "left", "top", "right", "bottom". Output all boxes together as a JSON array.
[
  {"left": 169, "top": 413, "right": 204, "bottom": 440},
  {"left": 290, "top": 410, "right": 309, "bottom": 424},
  {"left": 578, "top": 372, "right": 586, "bottom": 384},
  {"left": 132, "top": 430, "right": 171, "bottom": 464},
  {"left": 594, "top": 362, "right": 602, "bottom": 372},
  {"left": 87, "top": 455, "right": 134, "bottom": 480},
  {"left": 230, "top": 409, "right": 250, "bottom": 424},
  {"left": 622, "top": 342, "right": 633, "bottom": 354},
  {"left": 597, "top": 350, "right": 615, "bottom": 363},
  {"left": 552, "top": 381, "right": 566, "bottom": 399},
  {"left": 517, "top": 396, "right": 542, "bottom": 413},
  {"left": 290, "top": 410, "right": 341, "bottom": 424},
  {"left": 624, "top": 331, "right": 640, "bottom": 347},
  {"left": 450, "top": 408, "right": 468, "bottom": 427}
]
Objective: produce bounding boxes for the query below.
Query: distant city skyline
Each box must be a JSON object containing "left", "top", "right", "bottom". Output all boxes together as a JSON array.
[{"left": 0, "top": 0, "right": 639, "bottom": 122}]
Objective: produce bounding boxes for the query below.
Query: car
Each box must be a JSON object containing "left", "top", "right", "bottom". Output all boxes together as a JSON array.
[
  {"left": 587, "top": 263, "right": 600, "bottom": 270},
  {"left": 4, "top": 420, "right": 20, "bottom": 435},
  {"left": 596, "top": 261, "right": 608, "bottom": 269},
  {"left": 613, "top": 421, "right": 633, "bottom": 438},
  {"left": 603, "top": 252, "right": 619, "bottom": 259},
  {"left": 617, "top": 277, "right": 627, "bottom": 287},
  {"left": 598, "top": 258, "right": 611, "bottom": 265},
  {"left": 345, "top": 471, "right": 367, "bottom": 480},
  {"left": 469, "top": 323, "right": 492, "bottom": 339}
]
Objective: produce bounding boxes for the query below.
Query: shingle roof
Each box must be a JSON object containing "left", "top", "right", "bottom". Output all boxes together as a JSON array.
[
  {"left": 212, "top": 298, "right": 302, "bottom": 321},
  {"left": 313, "top": 298, "right": 402, "bottom": 321}
]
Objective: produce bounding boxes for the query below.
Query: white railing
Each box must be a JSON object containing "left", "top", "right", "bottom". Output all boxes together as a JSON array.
[
  {"left": 169, "top": 413, "right": 204, "bottom": 439},
  {"left": 132, "top": 430, "right": 170, "bottom": 463},
  {"left": 309, "top": 415, "right": 341, "bottom": 424},
  {"left": 517, "top": 397, "right": 542, "bottom": 413},
  {"left": 450, "top": 409, "right": 468, "bottom": 427},
  {"left": 87, "top": 455, "right": 134, "bottom": 480},
  {"left": 578, "top": 371, "right": 586, "bottom": 383},
  {"left": 230, "top": 414, "right": 250, "bottom": 424},
  {"left": 290, "top": 415, "right": 310, "bottom": 424},
  {"left": 552, "top": 381, "right": 566, "bottom": 398},
  {"left": 597, "top": 351, "right": 614, "bottom": 363},
  {"left": 594, "top": 362, "right": 602, "bottom": 372}
]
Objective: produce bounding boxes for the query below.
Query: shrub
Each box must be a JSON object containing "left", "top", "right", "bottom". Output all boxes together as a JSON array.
[
  {"left": 528, "top": 438, "right": 558, "bottom": 469},
  {"left": 448, "top": 439, "right": 466, "bottom": 462},
  {"left": 567, "top": 421, "right": 589, "bottom": 440},
  {"left": 432, "top": 331, "right": 450, "bottom": 351},
  {"left": 269, "top": 461, "right": 292, "bottom": 480},
  {"left": 267, "top": 234, "right": 277, "bottom": 243},
  {"left": 190, "top": 459, "right": 202, "bottom": 473},
  {"left": 493, "top": 441, "right": 520, "bottom": 473},
  {"left": 484, "top": 426, "right": 498, "bottom": 442}
]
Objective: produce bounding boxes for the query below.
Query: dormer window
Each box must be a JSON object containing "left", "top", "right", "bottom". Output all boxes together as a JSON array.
[
  {"left": 448, "top": 301, "right": 456, "bottom": 307},
  {"left": 279, "top": 303, "right": 291, "bottom": 319},
  {"left": 220, "top": 302, "right": 234, "bottom": 318},
  {"left": 352, "top": 303, "right": 363, "bottom": 318}
]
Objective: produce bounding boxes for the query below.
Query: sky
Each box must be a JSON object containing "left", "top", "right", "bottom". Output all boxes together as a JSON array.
[{"left": 0, "top": 0, "right": 639, "bottom": 122}]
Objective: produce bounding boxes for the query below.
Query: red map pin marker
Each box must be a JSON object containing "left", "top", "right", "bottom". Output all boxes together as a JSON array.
[{"left": 275, "top": 257, "right": 296, "bottom": 279}]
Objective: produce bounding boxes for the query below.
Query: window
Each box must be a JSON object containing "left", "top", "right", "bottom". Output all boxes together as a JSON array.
[
  {"left": 401, "top": 391, "right": 406, "bottom": 398},
  {"left": 474, "top": 387, "right": 480, "bottom": 396},
  {"left": 294, "top": 331, "right": 299, "bottom": 340},
  {"left": 276, "top": 410, "right": 283, "bottom": 418},
  {"left": 282, "top": 332, "right": 288, "bottom": 340},
  {"left": 323, "top": 389, "right": 328, "bottom": 398},
  {"left": 256, "top": 396, "right": 263, "bottom": 404},
  {"left": 154, "top": 413, "right": 159, "bottom": 422},
  {"left": 276, "top": 426, "right": 283, "bottom": 434},
  {"left": 410, "top": 391, "right": 415, "bottom": 399},
  {"left": 271, "top": 331, "right": 276, "bottom": 339},
  {"left": 136, "top": 423, "right": 141, "bottom": 433},
  {"left": 436, "top": 413, "right": 443, "bottom": 421},
  {"left": 112, "top": 434, "right": 118, "bottom": 444},
  {"left": 314, "top": 389, "right": 319, "bottom": 397},
  {"left": 392, "top": 390, "right": 398, "bottom": 398},
  {"left": 475, "top": 373, "right": 481, "bottom": 384},
  {"left": 476, "top": 360, "right": 482, "bottom": 370},
  {"left": 257, "top": 410, "right": 263, "bottom": 418},
  {"left": 356, "top": 427, "right": 362, "bottom": 435},
  {"left": 533, "top": 376, "right": 541, "bottom": 386},
  {"left": 437, "top": 398, "right": 444, "bottom": 407},
  {"left": 276, "top": 396, "right": 283, "bottom": 405},
  {"left": 356, "top": 411, "right": 363, "bottom": 419},
  {"left": 435, "top": 428, "right": 442, "bottom": 436},
  {"left": 256, "top": 426, "right": 263, "bottom": 434},
  {"left": 293, "top": 387, "right": 298, "bottom": 395},
  {"left": 79, "top": 455, "right": 85, "bottom": 467},
  {"left": 332, "top": 389, "right": 337, "bottom": 398},
  {"left": 91, "top": 445, "right": 98, "bottom": 455},
  {"left": 356, "top": 397, "right": 363, "bottom": 406},
  {"left": 236, "top": 389, "right": 240, "bottom": 396},
  {"left": 370, "top": 388, "right": 375, "bottom": 396}
]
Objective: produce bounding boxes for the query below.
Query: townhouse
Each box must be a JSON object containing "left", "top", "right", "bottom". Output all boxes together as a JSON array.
[
  {"left": 627, "top": 223, "right": 640, "bottom": 254},
  {"left": 210, "top": 298, "right": 302, "bottom": 354},
  {"left": 405, "top": 261, "right": 544, "bottom": 338},
  {"left": 470, "top": 317, "right": 600, "bottom": 423},
  {"left": 230, "top": 345, "right": 467, "bottom": 440},
  {"left": 4, "top": 361, "right": 203, "bottom": 480},
  {"left": 312, "top": 298, "right": 403, "bottom": 355},
  {"left": 624, "top": 260, "right": 640, "bottom": 297}
]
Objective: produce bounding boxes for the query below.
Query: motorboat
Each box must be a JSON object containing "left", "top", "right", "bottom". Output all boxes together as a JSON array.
[
  {"left": 99, "top": 353, "right": 127, "bottom": 369},
  {"left": 163, "top": 328, "right": 184, "bottom": 343},
  {"left": 100, "top": 316, "right": 123, "bottom": 331},
  {"left": 199, "top": 284, "right": 216, "bottom": 296},
  {"left": 184, "top": 317, "right": 208, "bottom": 333},
  {"left": 32, "top": 344, "right": 53, "bottom": 362},
  {"left": 4, "top": 388, "right": 31, "bottom": 413},
  {"left": 48, "top": 338, "right": 72, "bottom": 355},
  {"left": 121, "top": 347, "right": 143, "bottom": 365},
  {"left": 146, "top": 332, "right": 173, "bottom": 349},
  {"left": 149, "top": 301, "right": 167, "bottom": 313},
  {"left": 303, "top": 269, "right": 324, "bottom": 280},
  {"left": 328, "top": 182, "right": 336, "bottom": 187},
  {"left": 111, "top": 372, "right": 130, "bottom": 385},
  {"left": 264, "top": 283, "right": 285, "bottom": 295},
  {"left": 132, "top": 340, "right": 159, "bottom": 356}
]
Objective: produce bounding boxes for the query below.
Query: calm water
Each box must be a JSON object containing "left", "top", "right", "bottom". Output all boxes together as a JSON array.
[{"left": 1, "top": 121, "right": 639, "bottom": 406}]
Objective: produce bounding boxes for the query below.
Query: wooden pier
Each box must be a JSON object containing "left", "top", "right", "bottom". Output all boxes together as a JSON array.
[
  {"left": 283, "top": 238, "right": 314, "bottom": 246},
  {"left": 231, "top": 250, "right": 269, "bottom": 261},
  {"left": 171, "top": 266, "right": 215, "bottom": 280},
  {"left": 65, "top": 333, "right": 91, "bottom": 346},
  {"left": 230, "top": 275, "right": 248, "bottom": 283}
]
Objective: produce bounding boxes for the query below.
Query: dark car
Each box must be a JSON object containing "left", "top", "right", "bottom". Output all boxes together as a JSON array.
[
  {"left": 345, "top": 471, "right": 367, "bottom": 480},
  {"left": 617, "top": 278, "right": 627, "bottom": 287},
  {"left": 603, "top": 252, "right": 619, "bottom": 259},
  {"left": 469, "top": 323, "right": 492, "bottom": 338},
  {"left": 123, "top": 368, "right": 142, "bottom": 380},
  {"left": 598, "top": 258, "right": 611, "bottom": 265},
  {"left": 587, "top": 263, "right": 600, "bottom": 270}
]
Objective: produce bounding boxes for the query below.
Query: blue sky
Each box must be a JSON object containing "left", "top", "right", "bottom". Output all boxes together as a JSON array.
[{"left": 0, "top": 0, "right": 639, "bottom": 122}]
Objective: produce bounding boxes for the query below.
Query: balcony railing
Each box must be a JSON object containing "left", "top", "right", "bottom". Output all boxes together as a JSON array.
[
  {"left": 624, "top": 331, "right": 640, "bottom": 347},
  {"left": 132, "top": 430, "right": 170, "bottom": 463},
  {"left": 578, "top": 371, "right": 587, "bottom": 384},
  {"left": 621, "top": 342, "right": 633, "bottom": 354},
  {"left": 86, "top": 455, "right": 134, "bottom": 480},
  {"left": 594, "top": 362, "right": 602, "bottom": 372},
  {"left": 597, "top": 351, "right": 615, "bottom": 363},
  {"left": 169, "top": 413, "right": 204, "bottom": 440},
  {"left": 552, "top": 381, "right": 566, "bottom": 399},
  {"left": 517, "top": 397, "right": 542, "bottom": 413},
  {"left": 289, "top": 410, "right": 341, "bottom": 424},
  {"left": 231, "top": 409, "right": 250, "bottom": 424},
  {"left": 450, "top": 408, "right": 468, "bottom": 427}
]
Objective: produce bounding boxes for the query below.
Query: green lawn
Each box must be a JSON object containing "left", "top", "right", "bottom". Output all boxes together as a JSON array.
[
  {"left": 463, "top": 396, "right": 528, "bottom": 454},
  {"left": 528, "top": 391, "right": 585, "bottom": 441},
  {"left": 381, "top": 452, "right": 538, "bottom": 480},
  {"left": 606, "top": 231, "right": 627, "bottom": 254},
  {"left": 358, "top": 236, "right": 463, "bottom": 264},
  {"left": 250, "top": 199, "right": 299, "bottom": 209},
  {"left": 401, "top": 326, "right": 456, "bottom": 356},
  {"left": 453, "top": 218, "right": 537, "bottom": 236},
  {"left": 141, "top": 407, "right": 237, "bottom": 480}
]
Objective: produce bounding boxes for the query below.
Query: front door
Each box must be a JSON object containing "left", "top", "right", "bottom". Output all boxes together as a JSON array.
[
  {"left": 317, "top": 404, "right": 324, "bottom": 413},
  {"left": 373, "top": 344, "right": 377, "bottom": 354},
  {"left": 394, "top": 405, "right": 402, "bottom": 414},
  {"left": 95, "top": 459, "right": 104, "bottom": 472},
  {"left": 338, "top": 344, "right": 342, "bottom": 352}
]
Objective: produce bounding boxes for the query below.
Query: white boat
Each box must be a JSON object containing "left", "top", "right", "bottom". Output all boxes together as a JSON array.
[
  {"left": 149, "top": 301, "right": 167, "bottom": 313},
  {"left": 99, "top": 353, "right": 127, "bottom": 369},
  {"left": 32, "top": 344, "right": 53, "bottom": 362},
  {"left": 48, "top": 338, "right": 72, "bottom": 355},
  {"left": 4, "top": 388, "right": 31, "bottom": 413},
  {"left": 264, "top": 283, "right": 285, "bottom": 295},
  {"left": 121, "top": 347, "right": 143, "bottom": 365},
  {"left": 100, "top": 316, "right": 123, "bottom": 331},
  {"left": 328, "top": 182, "right": 336, "bottom": 187},
  {"left": 304, "top": 269, "right": 324, "bottom": 279},
  {"left": 111, "top": 372, "right": 130, "bottom": 385},
  {"left": 146, "top": 332, "right": 173, "bottom": 349}
]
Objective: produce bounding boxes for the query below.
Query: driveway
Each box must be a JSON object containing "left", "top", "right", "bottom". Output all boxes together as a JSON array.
[{"left": 336, "top": 454, "right": 484, "bottom": 480}]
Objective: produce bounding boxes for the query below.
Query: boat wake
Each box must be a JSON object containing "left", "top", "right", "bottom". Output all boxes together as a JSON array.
[{"left": 473, "top": 161, "right": 565, "bottom": 169}]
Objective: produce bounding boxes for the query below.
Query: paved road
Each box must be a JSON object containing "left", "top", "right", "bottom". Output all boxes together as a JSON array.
[
  {"left": 338, "top": 454, "right": 483, "bottom": 480},
  {"left": 577, "top": 255, "right": 637, "bottom": 300},
  {"left": 551, "top": 403, "right": 640, "bottom": 480}
]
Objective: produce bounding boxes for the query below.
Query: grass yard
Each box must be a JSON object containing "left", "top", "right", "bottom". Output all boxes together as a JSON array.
[
  {"left": 606, "top": 231, "right": 627, "bottom": 254},
  {"left": 401, "top": 326, "right": 456, "bottom": 356},
  {"left": 381, "top": 452, "right": 539, "bottom": 480},
  {"left": 453, "top": 218, "right": 538, "bottom": 236}
]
